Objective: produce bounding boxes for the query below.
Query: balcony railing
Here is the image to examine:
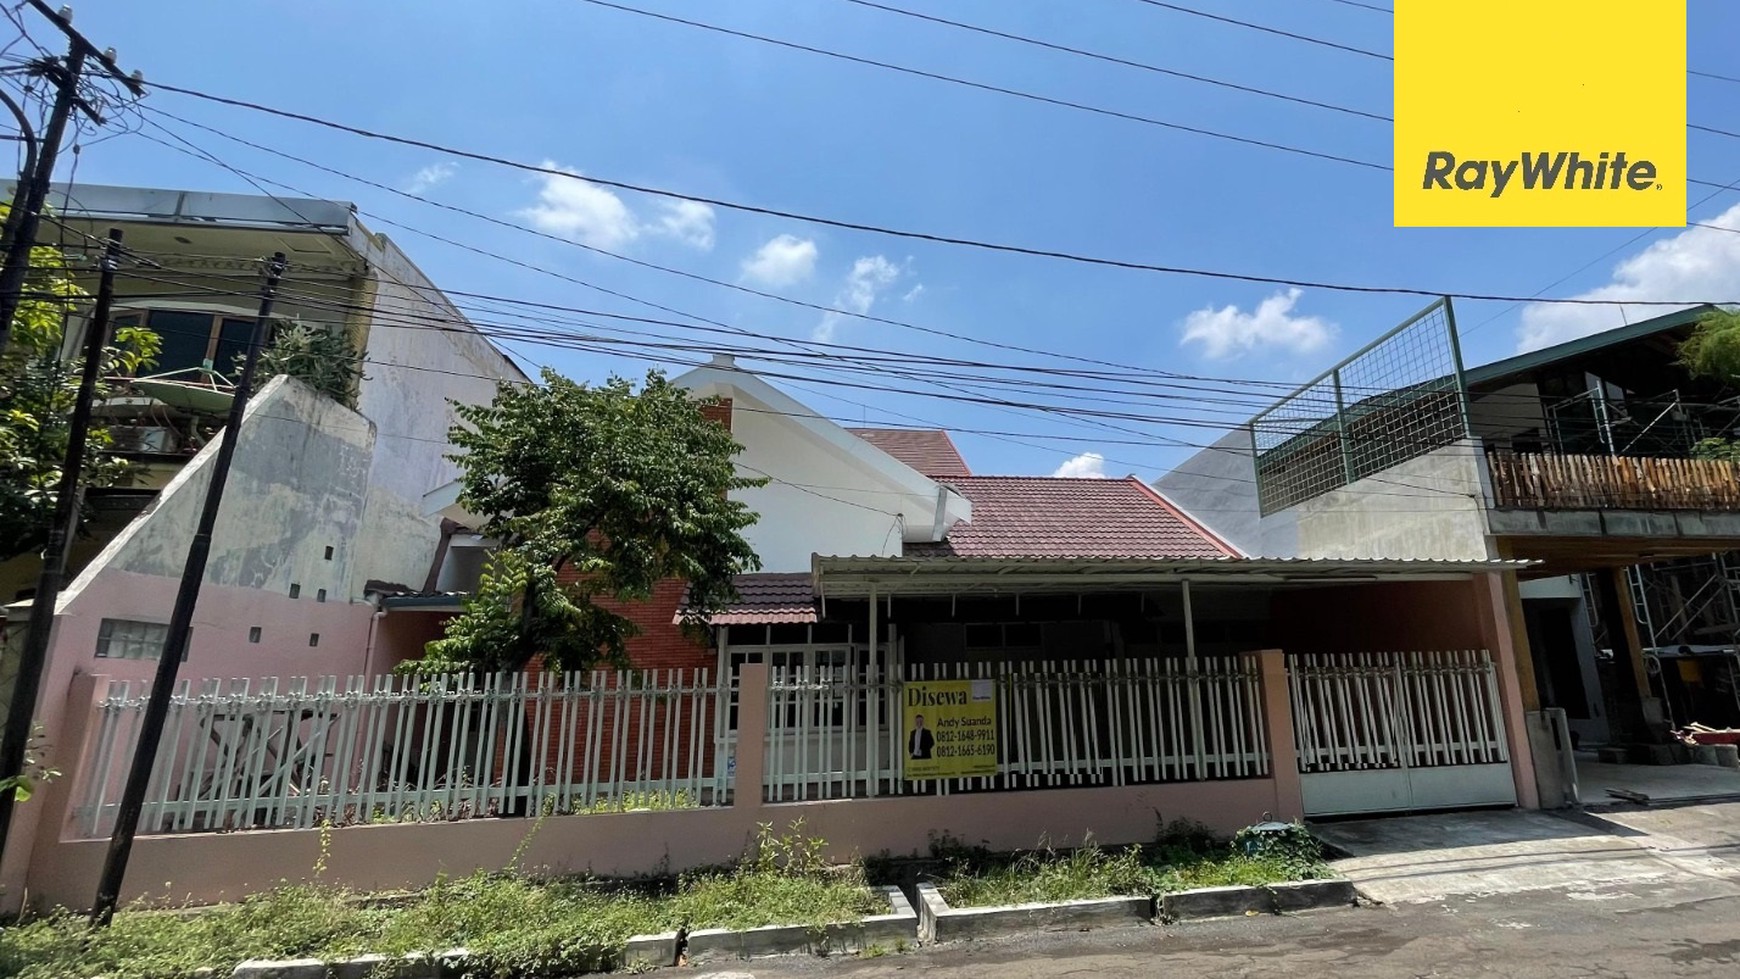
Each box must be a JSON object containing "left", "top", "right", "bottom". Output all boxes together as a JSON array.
[{"left": 1487, "top": 451, "right": 1740, "bottom": 511}]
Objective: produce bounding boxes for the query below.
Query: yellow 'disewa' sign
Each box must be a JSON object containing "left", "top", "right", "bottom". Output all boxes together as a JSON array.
[
  {"left": 1393, "top": 1, "right": 1685, "bottom": 228},
  {"left": 902, "top": 679, "right": 997, "bottom": 780}
]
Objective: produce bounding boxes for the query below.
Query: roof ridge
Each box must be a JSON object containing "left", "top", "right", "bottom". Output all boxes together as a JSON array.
[{"left": 1126, "top": 477, "right": 1243, "bottom": 558}]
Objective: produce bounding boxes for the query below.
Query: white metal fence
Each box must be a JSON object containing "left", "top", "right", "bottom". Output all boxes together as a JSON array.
[
  {"left": 74, "top": 669, "right": 722, "bottom": 838},
  {"left": 1288, "top": 649, "right": 1509, "bottom": 773},
  {"left": 764, "top": 655, "right": 1270, "bottom": 801}
]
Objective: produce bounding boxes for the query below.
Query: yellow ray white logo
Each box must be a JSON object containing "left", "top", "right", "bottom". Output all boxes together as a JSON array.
[{"left": 1394, "top": 2, "right": 1685, "bottom": 228}]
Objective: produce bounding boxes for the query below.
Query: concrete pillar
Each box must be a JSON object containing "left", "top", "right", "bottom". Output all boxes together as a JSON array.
[
  {"left": 1474, "top": 573, "right": 1542, "bottom": 809},
  {"left": 1254, "top": 650, "right": 1304, "bottom": 821},
  {"left": 1606, "top": 567, "right": 1654, "bottom": 703},
  {"left": 9, "top": 672, "right": 105, "bottom": 916},
  {"left": 732, "top": 662, "right": 768, "bottom": 811}
]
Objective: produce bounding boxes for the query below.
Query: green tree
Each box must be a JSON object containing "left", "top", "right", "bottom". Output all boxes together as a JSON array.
[
  {"left": 1679, "top": 309, "right": 1740, "bottom": 462},
  {"left": 411, "top": 368, "right": 765, "bottom": 674},
  {"left": 1680, "top": 308, "right": 1740, "bottom": 384},
  {"left": 236, "top": 321, "right": 364, "bottom": 408},
  {"left": 0, "top": 221, "right": 159, "bottom": 562}
]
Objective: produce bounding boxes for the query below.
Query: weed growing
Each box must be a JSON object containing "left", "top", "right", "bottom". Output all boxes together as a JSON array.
[
  {"left": 937, "top": 818, "right": 1330, "bottom": 908},
  {"left": 0, "top": 820, "right": 876, "bottom": 979}
]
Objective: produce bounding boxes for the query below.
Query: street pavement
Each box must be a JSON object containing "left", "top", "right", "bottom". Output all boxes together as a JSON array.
[{"left": 687, "top": 801, "right": 1740, "bottom": 979}]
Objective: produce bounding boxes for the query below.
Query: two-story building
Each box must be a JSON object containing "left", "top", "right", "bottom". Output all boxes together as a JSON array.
[
  {"left": 1158, "top": 299, "right": 1740, "bottom": 802},
  {"left": 0, "top": 184, "right": 524, "bottom": 905}
]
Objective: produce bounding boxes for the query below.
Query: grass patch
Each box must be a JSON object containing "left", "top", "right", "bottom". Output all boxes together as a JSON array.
[
  {"left": 935, "top": 819, "right": 1331, "bottom": 908},
  {"left": 0, "top": 821, "right": 879, "bottom": 979}
]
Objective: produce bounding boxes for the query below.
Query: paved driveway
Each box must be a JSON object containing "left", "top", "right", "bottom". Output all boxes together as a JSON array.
[{"left": 1312, "top": 808, "right": 1740, "bottom": 905}]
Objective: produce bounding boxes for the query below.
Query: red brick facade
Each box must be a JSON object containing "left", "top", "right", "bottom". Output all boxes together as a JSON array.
[{"left": 509, "top": 396, "right": 735, "bottom": 792}]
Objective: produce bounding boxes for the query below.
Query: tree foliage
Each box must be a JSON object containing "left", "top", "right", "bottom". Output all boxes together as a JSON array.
[
  {"left": 0, "top": 221, "right": 160, "bottom": 562},
  {"left": 1678, "top": 309, "right": 1740, "bottom": 462},
  {"left": 1679, "top": 308, "right": 1740, "bottom": 384},
  {"left": 236, "top": 322, "right": 364, "bottom": 408},
  {"left": 411, "top": 368, "right": 765, "bottom": 674}
]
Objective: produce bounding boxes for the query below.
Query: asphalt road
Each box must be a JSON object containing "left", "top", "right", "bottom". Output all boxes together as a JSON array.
[
  {"left": 698, "top": 885, "right": 1740, "bottom": 979},
  {"left": 691, "top": 802, "right": 1740, "bottom": 979}
]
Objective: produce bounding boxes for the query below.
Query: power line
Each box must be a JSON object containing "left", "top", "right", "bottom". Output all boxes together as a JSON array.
[
  {"left": 97, "top": 226, "right": 1679, "bottom": 416},
  {"left": 136, "top": 81, "right": 1737, "bottom": 307},
  {"left": 1323, "top": 0, "right": 1391, "bottom": 13},
  {"left": 72, "top": 263, "right": 1563, "bottom": 506},
  {"left": 1692, "top": 122, "right": 1740, "bottom": 142},
  {"left": 838, "top": 0, "right": 1391, "bottom": 122},
  {"left": 1457, "top": 175, "right": 1740, "bottom": 341},
  {"left": 129, "top": 109, "right": 1706, "bottom": 417},
  {"left": 1128, "top": 0, "right": 1391, "bottom": 60},
  {"left": 570, "top": 0, "right": 1385, "bottom": 170}
]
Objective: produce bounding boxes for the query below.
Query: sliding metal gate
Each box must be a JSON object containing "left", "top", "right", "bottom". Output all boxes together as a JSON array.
[{"left": 1289, "top": 650, "right": 1516, "bottom": 816}]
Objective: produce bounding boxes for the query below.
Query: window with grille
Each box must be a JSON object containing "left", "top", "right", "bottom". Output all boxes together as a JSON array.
[{"left": 94, "top": 619, "right": 187, "bottom": 661}]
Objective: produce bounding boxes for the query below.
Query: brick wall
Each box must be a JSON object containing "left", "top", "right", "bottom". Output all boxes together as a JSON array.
[{"left": 499, "top": 397, "right": 735, "bottom": 798}]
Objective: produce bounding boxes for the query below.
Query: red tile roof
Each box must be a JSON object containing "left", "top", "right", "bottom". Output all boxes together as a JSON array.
[
  {"left": 908, "top": 476, "right": 1241, "bottom": 560},
  {"left": 847, "top": 428, "right": 972, "bottom": 477},
  {"left": 675, "top": 572, "right": 817, "bottom": 625}
]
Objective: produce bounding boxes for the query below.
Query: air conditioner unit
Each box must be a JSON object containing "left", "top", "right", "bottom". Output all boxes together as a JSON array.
[{"left": 108, "top": 426, "right": 178, "bottom": 454}]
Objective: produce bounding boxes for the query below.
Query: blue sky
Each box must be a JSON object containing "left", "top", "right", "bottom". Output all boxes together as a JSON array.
[{"left": 40, "top": 0, "right": 1740, "bottom": 480}]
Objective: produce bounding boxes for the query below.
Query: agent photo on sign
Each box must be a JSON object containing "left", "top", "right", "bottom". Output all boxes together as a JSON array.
[{"left": 908, "top": 713, "right": 936, "bottom": 760}]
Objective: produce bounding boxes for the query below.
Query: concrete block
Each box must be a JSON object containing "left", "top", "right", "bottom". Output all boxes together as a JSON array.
[
  {"left": 1715, "top": 744, "right": 1740, "bottom": 769},
  {"left": 1525, "top": 709, "right": 1577, "bottom": 808},
  {"left": 1264, "top": 879, "right": 1359, "bottom": 913},
  {"left": 684, "top": 885, "right": 917, "bottom": 961},
  {"left": 914, "top": 882, "right": 1151, "bottom": 944},
  {"left": 232, "top": 950, "right": 468, "bottom": 979},
  {"left": 623, "top": 932, "right": 680, "bottom": 969},
  {"left": 1694, "top": 745, "right": 1721, "bottom": 766},
  {"left": 232, "top": 959, "right": 326, "bottom": 979},
  {"left": 1161, "top": 885, "right": 1275, "bottom": 921},
  {"left": 1597, "top": 746, "right": 1630, "bottom": 764}
]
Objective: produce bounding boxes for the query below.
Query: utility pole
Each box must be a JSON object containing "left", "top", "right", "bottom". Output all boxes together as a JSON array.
[
  {"left": 0, "top": 228, "right": 121, "bottom": 863},
  {"left": 90, "top": 252, "right": 286, "bottom": 926},
  {"left": 0, "top": 2, "right": 143, "bottom": 353}
]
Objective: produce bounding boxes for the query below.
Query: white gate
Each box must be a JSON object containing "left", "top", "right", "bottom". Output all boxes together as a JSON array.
[{"left": 1289, "top": 650, "right": 1516, "bottom": 816}]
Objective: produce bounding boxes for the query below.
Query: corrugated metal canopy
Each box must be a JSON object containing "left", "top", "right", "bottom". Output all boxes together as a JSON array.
[{"left": 812, "top": 554, "right": 1533, "bottom": 597}]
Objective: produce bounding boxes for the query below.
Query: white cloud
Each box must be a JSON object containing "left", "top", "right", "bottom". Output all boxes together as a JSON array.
[
  {"left": 1052, "top": 452, "right": 1107, "bottom": 479},
  {"left": 741, "top": 234, "right": 817, "bottom": 286},
  {"left": 1179, "top": 288, "right": 1336, "bottom": 360},
  {"left": 403, "top": 161, "right": 457, "bottom": 194},
  {"left": 901, "top": 283, "right": 925, "bottom": 303},
  {"left": 1516, "top": 204, "right": 1740, "bottom": 352},
  {"left": 517, "top": 162, "right": 712, "bottom": 252},
  {"left": 815, "top": 255, "right": 906, "bottom": 340},
  {"left": 654, "top": 199, "right": 716, "bottom": 251},
  {"left": 519, "top": 163, "right": 640, "bottom": 250}
]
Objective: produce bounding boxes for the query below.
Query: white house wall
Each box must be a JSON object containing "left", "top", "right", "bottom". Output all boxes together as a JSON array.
[
  {"left": 1290, "top": 441, "right": 1496, "bottom": 562},
  {"left": 347, "top": 230, "right": 526, "bottom": 591},
  {"left": 729, "top": 389, "right": 935, "bottom": 571},
  {"left": 1157, "top": 435, "right": 1493, "bottom": 562},
  {"left": 1154, "top": 430, "right": 1275, "bottom": 556}
]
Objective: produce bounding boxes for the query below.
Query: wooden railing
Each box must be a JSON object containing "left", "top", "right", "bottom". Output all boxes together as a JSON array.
[{"left": 1486, "top": 451, "right": 1740, "bottom": 511}]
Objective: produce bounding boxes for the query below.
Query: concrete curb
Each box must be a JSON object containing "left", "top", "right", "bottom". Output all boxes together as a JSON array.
[
  {"left": 684, "top": 885, "right": 918, "bottom": 962},
  {"left": 232, "top": 948, "right": 469, "bottom": 979},
  {"left": 914, "top": 882, "right": 1153, "bottom": 943},
  {"left": 1265, "top": 878, "right": 1360, "bottom": 913},
  {"left": 1160, "top": 884, "right": 1274, "bottom": 921},
  {"left": 624, "top": 931, "right": 682, "bottom": 969}
]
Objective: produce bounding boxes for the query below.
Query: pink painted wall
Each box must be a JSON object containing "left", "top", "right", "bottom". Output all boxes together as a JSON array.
[
  {"left": 1, "top": 573, "right": 378, "bottom": 909},
  {"left": 1268, "top": 577, "right": 1539, "bottom": 810},
  {"left": 23, "top": 660, "right": 1306, "bottom": 911}
]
